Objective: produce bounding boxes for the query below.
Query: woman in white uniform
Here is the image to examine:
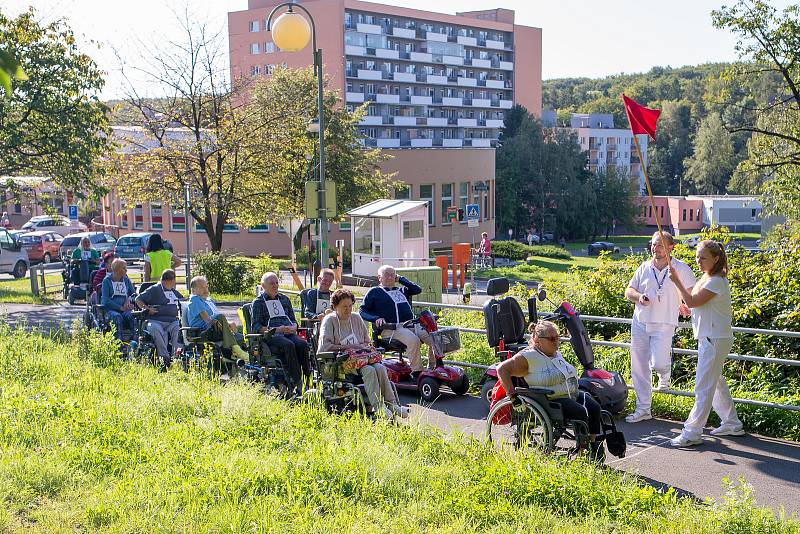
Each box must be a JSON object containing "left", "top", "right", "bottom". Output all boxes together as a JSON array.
[{"left": 668, "top": 240, "right": 744, "bottom": 446}]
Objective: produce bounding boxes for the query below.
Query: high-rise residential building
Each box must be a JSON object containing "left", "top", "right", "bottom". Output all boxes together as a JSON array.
[
  {"left": 229, "top": 0, "right": 543, "bottom": 247},
  {"left": 542, "top": 111, "right": 649, "bottom": 193}
]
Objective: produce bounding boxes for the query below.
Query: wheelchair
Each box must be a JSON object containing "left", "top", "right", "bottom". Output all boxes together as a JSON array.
[
  {"left": 486, "top": 384, "right": 625, "bottom": 460},
  {"left": 129, "top": 282, "right": 182, "bottom": 370},
  {"left": 239, "top": 302, "right": 295, "bottom": 398},
  {"left": 178, "top": 301, "right": 242, "bottom": 378},
  {"left": 62, "top": 258, "right": 98, "bottom": 305},
  {"left": 310, "top": 348, "right": 377, "bottom": 415}
]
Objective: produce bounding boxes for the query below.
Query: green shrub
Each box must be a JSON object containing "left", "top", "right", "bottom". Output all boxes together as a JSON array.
[
  {"left": 251, "top": 253, "right": 282, "bottom": 279},
  {"left": 528, "top": 245, "right": 572, "bottom": 260},
  {"left": 194, "top": 251, "right": 281, "bottom": 296},
  {"left": 491, "top": 241, "right": 572, "bottom": 261}
]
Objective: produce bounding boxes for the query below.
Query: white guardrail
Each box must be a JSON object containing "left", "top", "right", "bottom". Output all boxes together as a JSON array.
[{"left": 277, "top": 290, "right": 800, "bottom": 413}]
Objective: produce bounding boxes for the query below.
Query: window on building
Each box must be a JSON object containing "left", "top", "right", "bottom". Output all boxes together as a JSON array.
[
  {"left": 459, "top": 182, "right": 469, "bottom": 222},
  {"left": 249, "top": 20, "right": 260, "bottom": 32},
  {"left": 134, "top": 204, "right": 144, "bottom": 229},
  {"left": 13, "top": 201, "right": 21, "bottom": 214},
  {"left": 248, "top": 224, "right": 270, "bottom": 232},
  {"left": 251, "top": 43, "right": 260, "bottom": 54},
  {"left": 119, "top": 201, "right": 128, "bottom": 229},
  {"left": 648, "top": 206, "right": 652, "bottom": 218},
  {"left": 660, "top": 206, "right": 664, "bottom": 220},
  {"left": 250, "top": 65, "right": 261, "bottom": 76},
  {"left": 689, "top": 209, "right": 693, "bottom": 222},
  {"left": 354, "top": 217, "right": 373, "bottom": 254},
  {"left": 395, "top": 184, "right": 411, "bottom": 199},
  {"left": 682, "top": 209, "right": 687, "bottom": 222},
  {"left": 440, "top": 183, "right": 453, "bottom": 224},
  {"left": 403, "top": 220, "right": 424, "bottom": 239},
  {"left": 150, "top": 202, "right": 163, "bottom": 230},
  {"left": 265, "top": 42, "right": 276, "bottom": 54},
  {"left": 223, "top": 222, "right": 240, "bottom": 233},
  {"left": 170, "top": 207, "right": 185, "bottom": 231},
  {"left": 338, "top": 220, "right": 351, "bottom": 232},
  {"left": 420, "top": 184, "right": 434, "bottom": 226}
]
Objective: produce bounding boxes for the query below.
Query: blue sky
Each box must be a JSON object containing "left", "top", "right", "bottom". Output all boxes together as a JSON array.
[{"left": 5, "top": 0, "right": 792, "bottom": 99}]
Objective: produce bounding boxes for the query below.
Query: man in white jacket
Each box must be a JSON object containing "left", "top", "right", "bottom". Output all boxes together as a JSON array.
[{"left": 624, "top": 231, "right": 695, "bottom": 423}]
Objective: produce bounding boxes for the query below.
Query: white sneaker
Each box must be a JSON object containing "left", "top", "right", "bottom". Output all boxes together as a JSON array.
[
  {"left": 378, "top": 406, "right": 394, "bottom": 419},
  {"left": 710, "top": 425, "right": 745, "bottom": 437},
  {"left": 654, "top": 379, "right": 670, "bottom": 391},
  {"left": 670, "top": 435, "right": 703, "bottom": 447},
  {"left": 391, "top": 404, "right": 410, "bottom": 419},
  {"left": 625, "top": 410, "right": 652, "bottom": 423}
]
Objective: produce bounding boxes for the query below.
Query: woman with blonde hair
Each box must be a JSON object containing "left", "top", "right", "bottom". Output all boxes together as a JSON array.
[{"left": 668, "top": 240, "right": 743, "bottom": 446}]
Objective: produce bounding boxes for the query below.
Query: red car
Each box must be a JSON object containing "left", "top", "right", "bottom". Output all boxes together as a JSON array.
[{"left": 18, "top": 231, "right": 64, "bottom": 263}]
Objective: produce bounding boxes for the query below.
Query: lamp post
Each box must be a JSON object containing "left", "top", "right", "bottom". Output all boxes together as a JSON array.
[
  {"left": 267, "top": 3, "right": 329, "bottom": 270},
  {"left": 183, "top": 183, "right": 192, "bottom": 291}
]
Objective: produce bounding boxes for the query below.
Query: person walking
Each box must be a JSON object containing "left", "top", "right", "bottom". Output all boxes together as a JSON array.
[
  {"left": 668, "top": 240, "right": 744, "bottom": 446},
  {"left": 623, "top": 231, "right": 695, "bottom": 423}
]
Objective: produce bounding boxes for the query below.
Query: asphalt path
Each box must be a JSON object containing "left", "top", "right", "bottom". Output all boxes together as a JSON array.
[{"left": 2, "top": 300, "right": 798, "bottom": 517}]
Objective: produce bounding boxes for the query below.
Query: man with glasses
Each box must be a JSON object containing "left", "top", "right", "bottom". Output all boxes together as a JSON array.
[
  {"left": 496, "top": 320, "right": 606, "bottom": 462},
  {"left": 624, "top": 231, "right": 695, "bottom": 423}
]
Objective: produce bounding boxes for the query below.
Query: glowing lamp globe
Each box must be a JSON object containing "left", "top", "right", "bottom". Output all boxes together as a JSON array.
[{"left": 271, "top": 11, "right": 312, "bottom": 52}]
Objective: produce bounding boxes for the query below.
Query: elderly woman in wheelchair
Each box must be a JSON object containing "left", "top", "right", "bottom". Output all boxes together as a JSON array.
[
  {"left": 488, "top": 320, "right": 624, "bottom": 462},
  {"left": 317, "top": 289, "right": 409, "bottom": 419}
]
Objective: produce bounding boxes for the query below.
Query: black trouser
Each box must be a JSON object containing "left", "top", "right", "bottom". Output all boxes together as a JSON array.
[
  {"left": 554, "top": 391, "right": 602, "bottom": 435},
  {"left": 265, "top": 334, "right": 311, "bottom": 385}
]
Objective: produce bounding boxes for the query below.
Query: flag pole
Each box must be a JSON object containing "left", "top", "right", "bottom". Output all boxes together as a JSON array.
[{"left": 631, "top": 133, "right": 668, "bottom": 259}]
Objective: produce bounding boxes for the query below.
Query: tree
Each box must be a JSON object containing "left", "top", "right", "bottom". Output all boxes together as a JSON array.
[
  {"left": 0, "top": 9, "right": 110, "bottom": 194},
  {"left": 684, "top": 113, "right": 737, "bottom": 194},
  {"left": 647, "top": 100, "right": 694, "bottom": 195},
  {"left": 0, "top": 48, "right": 26, "bottom": 96},
  {"left": 585, "top": 167, "right": 640, "bottom": 239},
  {"left": 712, "top": 1, "right": 800, "bottom": 215},
  {"left": 498, "top": 104, "right": 527, "bottom": 141},
  {"left": 108, "top": 11, "right": 392, "bottom": 252}
]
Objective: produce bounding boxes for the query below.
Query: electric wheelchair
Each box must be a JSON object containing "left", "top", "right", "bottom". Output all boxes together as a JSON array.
[
  {"left": 178, "top": 301, "right": 242, "bottom": 378},
  {"left": 238, "top": 302, "right": 295, "bottom": 398}
]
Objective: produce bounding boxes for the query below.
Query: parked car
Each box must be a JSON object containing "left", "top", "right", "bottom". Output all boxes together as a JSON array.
[
  {"left": 113, "top": 232, "right": 172, "bottom": 263},
  {"left": 683, "top": 235, "right": 701, "bottom": 249},
  {"left": 18, "top": 231, "right": 64, "bottom": 264},
  {"left": 542, "top": 232, "right": 555, "bottom": 243},
  {"left": 0, "top": 228, "right": 29, "bottom": 278},
  {"left": 587, "top": 241, "right": 620, "bottom": 255},
  {"left": 59, "top": 231, "right": 118, "bottom": 261},
  {"left": 20, "top": 215, "right": 86, "bottom": 236}
]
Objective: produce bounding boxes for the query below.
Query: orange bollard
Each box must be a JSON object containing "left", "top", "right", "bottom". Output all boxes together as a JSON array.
[{"left": 435, "top": 256, "right": 449, "bottom": 289}]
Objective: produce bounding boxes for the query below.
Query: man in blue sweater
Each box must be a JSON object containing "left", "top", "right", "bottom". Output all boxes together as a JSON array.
[
  {"left": 359, "top": 264, "right": 434, "bottom": 374},
  {"left": 101, "top": 258, "right": 136, "bottom": 341}
]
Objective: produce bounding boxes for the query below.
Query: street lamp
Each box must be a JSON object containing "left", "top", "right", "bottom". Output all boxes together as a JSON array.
[
  {"left": 268, "top": 3, "right": 330, "bottom": 270},
  {"left": 183, "top": 183, "right": 192, "bottom": 291}
]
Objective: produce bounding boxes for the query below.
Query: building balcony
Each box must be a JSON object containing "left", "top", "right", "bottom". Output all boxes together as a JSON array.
[
  {"left": 376, "top": 93, "right": 400, "bottom": 104},
  {"left": 427, "top": 74, "right": 448, "bottom": 85},
  {"left": 357, "top": 23, "right": 382, "bottom": 35},
  {"left": 376, "top": 48, "right": 400, "bottom": 59},
  {"left": 345, "top": 45, "right": 367, "bottom": 56},
  {"left": 458, "top": 118, "right": 478, "bottom": 127},
  {"left": 392, "top": 27, "right": 416, "bottom": 39},
  {"left": 360, "top": 115, "right": 384, "bottom": 125},
  {"left": 410, "top": 52, "right": 433, "bottom": 62},
  {"left": 499, "top": 100, "right": 513, "bottom": 109},
  {"left": 470, "top": 58, "right": 491, "bottom": 68},
  {"left": 472, "top": 98, "right": 491, "bottom": 107},
  {"left": 486, "top": 79, "right": 505, "bottom": 89},
  {"left": 426, "top": 117, "right": 448, "bottom": 126},
  {"left": 410, "top": 95, "right": 433, "bottom": 105},
  {"left": 346, "top": 92, "right": 365, "bottom": 103},
  {"left": 469, "top": 138, "right": 493, "bottom": 148},
  {"left": 442, "top": 96, "right": 463, "bottom": 106},
  {"left": 457, "top": 77, "right": 478, "bottom": 87},
  {"left": 442, "top": 55, "right": 464, "bottom": 66},
  {"left": 392, "top": 71, "right": 416, "bottom": 83},
  {"left": 426, "top": 31, "right": 448, "bottom": 42},
  {"left": 499, "top": 61, "right": 514, "bottom": 70},
  {"left": 393, "top": 116, "right": 417, "bottom": 126},
  {"left": 442, "top": 138, "right": 463, "bottom": 147},
  {"left": 377, "top": 138, "right": 401, "bottom": 148},
  {"left": 485, "top": 39, "right": 507, "bottom": 50},
  {"left": 411, "top": 138, "right": 433, "bottom": 147},
  {"left": 486, "top": 119, "right": 505, "bottom": 128},
  {"left": 357, "top": 69, "right": 383, "bottom": 80},
  {"left": 457, "top": 35, "right": 478, "bottom": 46}
]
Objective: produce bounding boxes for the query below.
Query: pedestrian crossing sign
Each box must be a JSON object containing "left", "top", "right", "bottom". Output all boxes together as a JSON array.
[{"left": 466, "top": 203, "right": 480, "bottom": 221}]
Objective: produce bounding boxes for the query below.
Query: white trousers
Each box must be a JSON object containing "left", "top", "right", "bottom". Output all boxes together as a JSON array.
[
  {"left": 381, "top": 324, "right": 434, "bottom": 372},
  {"left": 630, "top": 320, "right": 674, "bottom": 412},
  {"left": 682, "top": 337, "right": 741, "bottom": 439}
]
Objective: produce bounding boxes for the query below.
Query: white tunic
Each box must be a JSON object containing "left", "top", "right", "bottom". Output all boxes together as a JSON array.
[{"left": 629, "top": 258, "right": 696, "bottom": 332}]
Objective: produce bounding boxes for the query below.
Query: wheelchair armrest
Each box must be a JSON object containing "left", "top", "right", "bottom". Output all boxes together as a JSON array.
[
  {"left": 515, "top": 387, "right": 556, "bottom": 397},
  {"left": 246, "top": 328, "right": 277, "bottom": 340}
]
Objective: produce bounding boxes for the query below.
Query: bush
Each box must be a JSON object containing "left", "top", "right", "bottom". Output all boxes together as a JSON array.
[
  {"left": 491, "top": 241, "right": 572, "bottom": 261},
  {"left": 193, "top": 251, "right": 282, "bottom": 296},
  {"left": 528, "top": 245, "right": 572, "bottom": 260}
]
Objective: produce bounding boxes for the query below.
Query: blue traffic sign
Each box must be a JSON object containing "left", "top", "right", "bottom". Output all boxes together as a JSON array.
[
  {"left": 466, "top": 203, "right": 480, "bottom": 220},
  {"left": 68, "top": 204, "right": 79, "bottom": 220}
]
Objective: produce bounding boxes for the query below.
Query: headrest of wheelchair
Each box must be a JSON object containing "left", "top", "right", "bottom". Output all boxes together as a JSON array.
[{"left": 486, "top": 277, "right": 509, "bottom": 296}]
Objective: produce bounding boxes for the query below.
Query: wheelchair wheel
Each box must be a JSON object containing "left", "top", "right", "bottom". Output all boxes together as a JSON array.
[{"left": 487, "top": 397, "right": 554, "bottom": 452}]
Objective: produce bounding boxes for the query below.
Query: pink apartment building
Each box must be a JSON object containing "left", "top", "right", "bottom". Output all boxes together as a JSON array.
[{"left": 102, "top": 2, "right": 543, "bottom": 257}]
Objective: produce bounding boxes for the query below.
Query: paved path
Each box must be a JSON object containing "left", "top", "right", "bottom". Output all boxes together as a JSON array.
[{"left": 2, "top": 301, "right": 798, "bottom": 517}]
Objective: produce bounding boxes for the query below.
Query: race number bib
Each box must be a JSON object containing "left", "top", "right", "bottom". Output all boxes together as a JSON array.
[
  {"left": 164, "top": 290, "right": 178, "bottom": 305},
  {"left": 265, "top": 300, "right": 287, "bottom": 318},
  {"left": 81, "top": 250, "right": 91, "bottom": 260},
  {"left": 315, "top": 298, "right": 330, "bottom": 314},
  {"left": 341, "top": 332, "right": 358, "bottom": 346},
  {"left": 112, "top": 281, "right": 127, "bottom": 297},
  {"left": 387, "top": 289, "right": 408, "bottom": 306}
]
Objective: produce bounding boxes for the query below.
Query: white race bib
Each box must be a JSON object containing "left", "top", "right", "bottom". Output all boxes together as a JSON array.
[
  {"left": 112, "top": 281, "right": 127, "bottom": 297},
  {"left": 315, "top": 298, "right": 330, "bottom": 314},
  {"left": 387, "top": 289, "right": 408, "bottom": 306},
  {"left": 81, "top": 250, "right": 91, "bottom": 260},
  {"left": 265, "top": 299, "right": 287, "bottom": 318},
  {"left": 164, "top": 289, "right": 178, "bottom": 305}
]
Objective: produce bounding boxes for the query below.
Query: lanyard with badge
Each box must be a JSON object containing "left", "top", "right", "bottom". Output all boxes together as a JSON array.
[
  {"left": 315, "top": 291, "right": 330, "bottom": 314},
  {"left": 383, "top": 286, "right": 408, "bottom": 323},
  {"left": 651, "top": 266, "right": 669, "bottom": 302},
  {"left": 337, "top": 316, "right": 358, "bottom": 346}
]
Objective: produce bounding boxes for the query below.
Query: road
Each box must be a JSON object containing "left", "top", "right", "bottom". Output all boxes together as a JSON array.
[{"left": 1, "top": 300, "right": 798, "bottom": 517}]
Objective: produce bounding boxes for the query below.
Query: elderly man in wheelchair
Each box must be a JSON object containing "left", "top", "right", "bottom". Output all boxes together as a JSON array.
[{"left": 489, "top": 320, "right": 625, "bottom": 462}]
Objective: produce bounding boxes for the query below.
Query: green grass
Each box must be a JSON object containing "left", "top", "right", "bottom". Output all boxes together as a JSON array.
[
  {"left": 477, "top": 255, "right": 606, "bottom": 283},
  {"left": 0, "top": 275, "right": 61, "bottom": 304},
  {"left": 0, "top": 325, "right": 794, "bottom": 532}
]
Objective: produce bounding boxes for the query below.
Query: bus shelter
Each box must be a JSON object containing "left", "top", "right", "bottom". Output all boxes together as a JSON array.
[{"left": 348, "top": 199, "right": 429, "bottom": 277}]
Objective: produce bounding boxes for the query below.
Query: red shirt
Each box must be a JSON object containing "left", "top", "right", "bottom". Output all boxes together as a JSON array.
[{"left": 479, "top": 238, "right": 491, "bottom": 254}]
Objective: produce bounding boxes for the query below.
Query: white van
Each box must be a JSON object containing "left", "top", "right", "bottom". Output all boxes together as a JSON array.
[{"left": 0, "top": 228, "right": 30, "bottom": 278}]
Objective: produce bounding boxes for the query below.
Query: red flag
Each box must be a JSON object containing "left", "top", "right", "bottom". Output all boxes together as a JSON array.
[{"left": 622, "top": 94, "right": 660, "bottom": 141}]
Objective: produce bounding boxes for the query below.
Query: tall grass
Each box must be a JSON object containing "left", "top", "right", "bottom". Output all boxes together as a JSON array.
[{"left": 0, "top": 325, "right": 795, "bottom": 532}]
